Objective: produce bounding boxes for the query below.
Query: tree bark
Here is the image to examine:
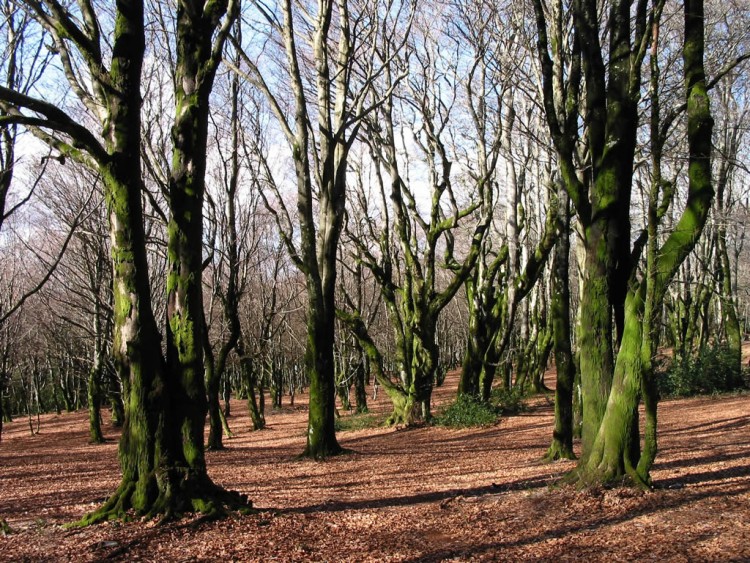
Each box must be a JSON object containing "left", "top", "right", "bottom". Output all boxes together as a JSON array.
[
  {"left": 80, "top": 0, "right": 249, "bottom": 523},
  {"left": 576, "top": 0, "right": 714, "bottom": 486},
  {"left": 545, "top": 189, "right": 575, "bottom": 461}
]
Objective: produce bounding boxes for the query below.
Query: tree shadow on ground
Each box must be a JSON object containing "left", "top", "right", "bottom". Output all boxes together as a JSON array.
[
  {"left": 399, "top": 477, "right": 750, "bottom": 562},
  {"left": 275, "top": 475, "right": 556, "bottom": 515}
]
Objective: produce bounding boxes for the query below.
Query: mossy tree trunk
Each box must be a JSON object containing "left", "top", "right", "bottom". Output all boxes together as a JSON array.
[
  {"left": 162, "top": 0, "right": 243, "bottom": 498},
  {"left": 713, "top": 102, "right": 743, "bottom": 372},
  {"left": 457, "top": 69, "right": 559, "bottom": 402},
  {"left": 337, "top": 256, "right": 370, "bottom": 414},
  {"left": 545, "top": 188, "right": 576, "bottom": 461},
  {"left": 0, "top": 0, "right": 170, "bottom": 522},
  {"left": 576, "top": 222, "right": 616, "bottom": 459},
  {"left": 577, "top": 0, "right": 714, "bottom": 486},
  {"left": 336, "top": 308, "right": 412, "bottom": 421},
  {"left": 459, "top": 246, "right": 506, "bottom": 400},
  {"left": 303, "top": 280, "right": 341, "bottom": 456},
  {"left": 237, "top": 0, "right": 367, "bottom": 458},
  {"left": 532, "top": 0, "right": 653, "bottom": 466},
  {"left": 342, "top": 38, "right": 493, "bottom": 424},
  {"left": 0, "top": 0, "right": 252, "bottom": 522}
]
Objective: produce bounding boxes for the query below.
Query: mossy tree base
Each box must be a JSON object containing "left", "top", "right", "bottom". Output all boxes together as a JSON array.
[
  {"left": 543, "top": 440, "right": 576, "bottom": 462},
  {"left": 565, "top": 460, "right": 652, "bottom": 491},
  {"left": 72, "top": 472, "right": 252, "bottom": 527},
  {"left": 383, "top": 391, "right": 431, "bottom": 427}
]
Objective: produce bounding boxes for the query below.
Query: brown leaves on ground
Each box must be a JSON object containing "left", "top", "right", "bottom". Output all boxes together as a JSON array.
[{"left": 1, "top": 371, "right": 748, "bottom": 562}]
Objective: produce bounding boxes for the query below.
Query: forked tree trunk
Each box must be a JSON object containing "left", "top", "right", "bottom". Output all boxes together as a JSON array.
[
  {"left": 576, "top": 0, "right": 714, "bottom": 486},
  {"left": 77, "top": 3, "right": 172, "bottom": 523},
  {"left": 459, "top": 272, "right": 503, "bottom": 400},
  {"left": 80, "top": 0, "right": 249, "bottom": 524}
]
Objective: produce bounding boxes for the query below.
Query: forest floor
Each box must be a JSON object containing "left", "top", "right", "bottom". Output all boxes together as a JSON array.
[{"left": 1, "top": 369, "right": 749, "bottom": 562}]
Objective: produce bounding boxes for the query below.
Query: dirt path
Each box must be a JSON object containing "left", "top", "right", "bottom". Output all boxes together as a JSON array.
[{"left": 1, "top": 372, "right": 748, "bottom": 561}]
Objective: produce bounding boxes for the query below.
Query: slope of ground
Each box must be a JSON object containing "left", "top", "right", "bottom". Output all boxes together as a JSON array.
[{"left": 0, "top": 371, "right": 748, "bottom": 562}]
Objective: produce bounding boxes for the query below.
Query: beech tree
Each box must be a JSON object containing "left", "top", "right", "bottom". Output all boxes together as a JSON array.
[
  {"left": 544, "top": 186, "right": 575, "bottom": 461},
  {"left": 531, "top": 0, "right": 662, "bottom": 470},
  {"left": 234, "top": 0, "right": 413, "bottom": 456},
  {"left": 577, "top": 0, "right": 715, "bottom": 486},
  {"left": 340, "top": 8, "right": 494, "bottom": 424},
  {"left": 0, "top": 0, "right": 250, "bottom": 521},
  {"left": 530, "top": 0, "right": 745, "bottom": 485},
  {"left": 708, "top": 77, "right": 747, "bottom": 375}
]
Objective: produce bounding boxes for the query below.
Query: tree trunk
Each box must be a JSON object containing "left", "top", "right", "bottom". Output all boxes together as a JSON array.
[
  {"left": 303, "top": 291, "right": 343, "bottom": 456},
  {"left": 80, "top": 0, "right": 249, "bottom": 524},
  {"left": 545, "top": 190, "right": 575, "bottom": 461},
  {"left": 353, "top": 349, "right": 368, "bottom": 413},
  {"left": 575, "top": 0, "right": 714, "bottom": 486},
  {"left": 577, "top": 217, "right": 616, "bottom": 461},
  {"left": 223, "top": 371, "right": 233, "bottom": 418},
  {"left": 0, "top": 380, "right": 4, "bottom": 443},
  {"left": 77, "top": 3, "right": 171, "bottom": 522},
  {"left": 715, "top": 117, "right": 742, "bottom": 372},
  {"left": 460, "top": 276, "right": 501, "bottom": 399},
  {"left": 203, "top": 334, "right": 223, "bottom": 450},
  {"left": 87, "top": 364, "right": 104, "bottom": 444},
  {"left": 239, "top": 346, "right": 265, "bottom": 431},
  {"left": 108, "top": 367, "right": 125, "bottom": 428},
  {"left": 88, "top": 253, "right": 106, "bottom": 445}
]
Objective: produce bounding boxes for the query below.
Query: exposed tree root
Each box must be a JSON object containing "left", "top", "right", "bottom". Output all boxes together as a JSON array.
[
  {"left": 562, "top": 457, "right": 653, "bottom": 492},
  {"left": 542, "top": 441, "right": 576, "bottom": 462},
  {"left": 68, "top": 472, "right": 253, "bottom": 528}
]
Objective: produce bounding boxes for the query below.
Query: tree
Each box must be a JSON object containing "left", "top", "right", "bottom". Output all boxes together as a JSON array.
[
  {"left": 531, "top": 0, "right": 659, "bottom": 467},
  {"left": 576, "top": 0, "right": 715, "bottom": 485},
  {"left": 710, "top": 78, "right": 746, "bottom": 376},
  {"left": 340, "top": 11, "right": 494, "bottom": 424},
  {"left": 235, "top": 0, "right": 412, "bottom": 456},
  {"left": 544, "top": 185, "right": 576, "bottom": 461},
  {"left": 0, "top": 0, "right": 249, "bottom": 522}
]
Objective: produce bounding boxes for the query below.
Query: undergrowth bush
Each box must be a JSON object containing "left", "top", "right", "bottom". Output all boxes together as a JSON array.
[
  {"left": 434, "top": 394, "right": 500, "bottom": 428},
  {"left": 658, "top": 344, "right": 748, "bottom": 397},
  {"left": 490, "top": 386, "right": 528, "bottom": 415}
]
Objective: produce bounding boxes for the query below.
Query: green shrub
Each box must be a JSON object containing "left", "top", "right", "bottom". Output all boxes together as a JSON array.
[
  {"left": 490, "top": 386, "right": 528, "bottom": 415},
  {"left": 434, "top": 394, "right": 500, "bottom": 428},
  {"left": 658, "top": 344, "right": 747, "bottom": 397}
]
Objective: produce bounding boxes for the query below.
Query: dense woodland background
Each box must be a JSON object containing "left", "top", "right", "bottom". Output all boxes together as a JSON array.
[{"left": 0, "top": 0, "right": 748, "bottom": 525}]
